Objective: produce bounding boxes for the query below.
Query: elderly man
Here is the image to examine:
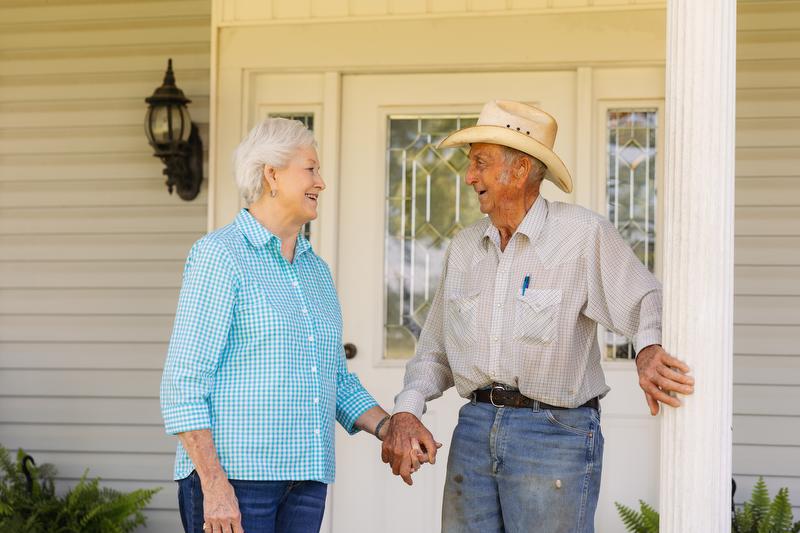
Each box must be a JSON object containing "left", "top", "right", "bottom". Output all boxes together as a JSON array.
[{"left": 381, "top": 100, "right": 695, "bottom": 532}]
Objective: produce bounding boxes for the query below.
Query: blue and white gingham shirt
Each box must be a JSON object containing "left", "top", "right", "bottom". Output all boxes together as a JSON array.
[{"left": 160, "top": 209, "right": 377, "bottom": 483}]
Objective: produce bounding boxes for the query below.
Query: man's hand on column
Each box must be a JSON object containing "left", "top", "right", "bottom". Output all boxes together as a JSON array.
[
  {"left": 636, "top": 344, "right": 695, "bottom": 416},
  {"left": 381, "top": 412, "right": 442, "bottom": 485}
]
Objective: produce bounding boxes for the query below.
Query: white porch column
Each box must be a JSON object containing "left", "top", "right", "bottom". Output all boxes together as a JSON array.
[{"left": 660, "top": 0, "right": 736, "bottom": 532}]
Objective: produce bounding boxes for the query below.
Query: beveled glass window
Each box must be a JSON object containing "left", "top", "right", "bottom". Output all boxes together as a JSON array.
[
  {"left": 384, "top": 115, "right": 480, "bottom": 359},
  {"left": 268, "top": 112, "right": 315, "bottom": 240},
  {"left": 605, "top": 109, "right": 658, "bottom": 360},
  {"left": 269, "top": 112, "right": 314, "bottom": 130}
]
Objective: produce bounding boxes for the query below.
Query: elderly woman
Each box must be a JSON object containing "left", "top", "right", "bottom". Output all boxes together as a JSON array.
[{"left": 160, "top": 118, "right": 394, "bottom": 533}]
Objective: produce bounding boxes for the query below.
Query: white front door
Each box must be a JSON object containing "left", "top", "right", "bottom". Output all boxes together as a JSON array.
[{"left": 332, "top": 71, "right": 577, "bottom": 532}]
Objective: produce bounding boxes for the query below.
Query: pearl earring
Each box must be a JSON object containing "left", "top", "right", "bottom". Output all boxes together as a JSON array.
[{"left": 270, "top": 190, "right": 277, "bottom": 198}]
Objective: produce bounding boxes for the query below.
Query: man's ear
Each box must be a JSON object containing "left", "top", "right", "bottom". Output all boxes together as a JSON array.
[{"left": 516, "top": 156, "right": 532, "bottom": 185}]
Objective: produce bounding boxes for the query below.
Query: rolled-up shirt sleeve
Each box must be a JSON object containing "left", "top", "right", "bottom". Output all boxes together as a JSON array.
[
  {"left": 160, "top": 238, "right": 238, "bottom": 435},
  {"left": 583, "top": 217, "right": 663, "bottom": 355},
  {"left": 393, "top": 244, "right": 455, "bottom": 419},
  {"left": 334, "top": 345, "right": 378, "bottom": 435}
]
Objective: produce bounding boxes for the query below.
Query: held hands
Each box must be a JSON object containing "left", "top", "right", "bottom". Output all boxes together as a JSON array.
[
  {"left": 636, "top": 344, "right": 695, "bottom": 416},
  {"left": 381, "top": 413, "right": 442, "bottom": 485}
]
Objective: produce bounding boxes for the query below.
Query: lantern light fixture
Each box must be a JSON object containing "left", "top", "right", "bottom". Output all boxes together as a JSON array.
[{"left": 144, "top": 59, "right": 203, "bottom": 201}]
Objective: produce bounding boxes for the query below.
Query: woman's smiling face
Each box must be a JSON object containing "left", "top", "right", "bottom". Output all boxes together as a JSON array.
[{"left": 272, "top": 145, "right": 326, "bottom": 225}]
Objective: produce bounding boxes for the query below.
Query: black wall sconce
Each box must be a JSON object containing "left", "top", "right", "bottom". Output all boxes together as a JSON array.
[{"left": 144, "top": 59, "right": 203, "bottom": 201}]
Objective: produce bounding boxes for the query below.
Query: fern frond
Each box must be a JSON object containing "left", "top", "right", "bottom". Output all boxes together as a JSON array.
[
  {"left": 765, "top": 488, "right": 794, "bottom": 533},
  {"left": 751, "top": 477, "right": 771, "bottom": 524},
  {"left": 615, "top": 501, "right": 649, "bottom": 533},
  {"left": 639, "top": 500, "right": 660, "bottom": 532}
]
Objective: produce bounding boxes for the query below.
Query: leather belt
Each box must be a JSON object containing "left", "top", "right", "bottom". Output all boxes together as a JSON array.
[{"left": 471, "top": 383, "right": 599, "bottom": 411}]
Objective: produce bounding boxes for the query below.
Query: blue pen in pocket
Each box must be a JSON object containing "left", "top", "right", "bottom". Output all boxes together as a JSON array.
[{"left": 521, "top": 275, "right": 530, "bottom": 296}]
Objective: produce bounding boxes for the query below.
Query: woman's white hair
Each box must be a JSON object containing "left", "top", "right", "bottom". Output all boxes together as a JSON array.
[{"left": 233, "top": 118, "right": 317, "bottom": 205}]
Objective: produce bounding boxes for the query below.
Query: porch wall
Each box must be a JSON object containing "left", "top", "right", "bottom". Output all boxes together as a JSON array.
[
  {"left": 0, "top": 1, "right": 210, "bottom": 531},
  {"left": 733, "top": 1, "right": 800, "bottom": 511}
]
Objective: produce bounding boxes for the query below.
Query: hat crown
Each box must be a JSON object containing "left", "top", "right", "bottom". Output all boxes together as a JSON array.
[{"left": 476, "top": 100, "right": 558, "bottom": 149}]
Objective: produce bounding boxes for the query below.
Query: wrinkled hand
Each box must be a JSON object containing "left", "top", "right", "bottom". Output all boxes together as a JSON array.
[
  {"left": 381, "top": 413, "right": 442, "bottom": 485},
  {"left": 636, "top": 344, "right": 695, "bottom": 416},
  {"left": 201, "top": 477, "right": 244, "bottom": 533}
]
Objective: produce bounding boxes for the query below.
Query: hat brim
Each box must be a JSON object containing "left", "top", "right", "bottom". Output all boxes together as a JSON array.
[{"left": 438, "top": 125, "right": 573, "bottom": 193}]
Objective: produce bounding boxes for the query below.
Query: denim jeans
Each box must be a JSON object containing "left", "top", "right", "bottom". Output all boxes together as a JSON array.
[
  {"left": 442, "top": 400, "right": 604, "bottom": 533},
  {"left": 177, "top": 470, "right": 327, "bottom": 533}
]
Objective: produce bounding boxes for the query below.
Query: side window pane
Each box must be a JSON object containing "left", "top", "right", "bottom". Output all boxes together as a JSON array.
[{"left": 605, "top": 109, "right": 658, "bottom": 360}]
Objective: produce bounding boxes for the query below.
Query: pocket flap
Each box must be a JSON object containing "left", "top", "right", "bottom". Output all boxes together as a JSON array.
[
  {"left": 447, "top": 277, "right": 482, "bottom": 301},
  {"left": 516, "top": 288, "right": 562, "bottom": 312}
]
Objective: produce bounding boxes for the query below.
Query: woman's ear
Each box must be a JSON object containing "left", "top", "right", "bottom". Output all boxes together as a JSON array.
[{"left": 263, "top": 165, "right": 278, "bottom": 193}]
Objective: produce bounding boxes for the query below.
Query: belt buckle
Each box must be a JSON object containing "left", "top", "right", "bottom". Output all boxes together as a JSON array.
[{"left": 489, "top": 385, "right": 506, "bottom": 408}]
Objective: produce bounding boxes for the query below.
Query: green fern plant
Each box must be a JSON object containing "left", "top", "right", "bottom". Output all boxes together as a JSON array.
[
  {"left": 617, "top": 478, "right": 800, "bottom": 533},
  {"left": 733, "top": 478, "right": 800, "bottom": 533},
  {"left": 0, "top": 445, "right": 160, "bottom": 533},
  {"left": 615, "top": 500, "right": 659, "bottom": 533}
]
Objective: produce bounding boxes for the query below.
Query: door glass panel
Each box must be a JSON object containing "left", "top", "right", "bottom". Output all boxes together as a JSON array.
[
  {"left": 384, "top": 115, "right": 479, "bottom": 360},
  {"left": 605, "top": 109, "right": 658, "bottom": 360}
]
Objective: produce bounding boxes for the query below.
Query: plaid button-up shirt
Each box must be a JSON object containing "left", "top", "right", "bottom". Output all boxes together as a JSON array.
[
  {"left": 161, "top": 209, "right": 377, "bottom": 483},
  {"left": 394, "top": 196, "right": 662, "bottom": 417}
]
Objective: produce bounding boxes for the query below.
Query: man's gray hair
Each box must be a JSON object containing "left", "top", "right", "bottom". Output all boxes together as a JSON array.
[
  {"left": 233, "top": 118, "right": 317, "bottom": 205},
  {"left": 501, "top": 145, "right": 546, "bottom": 186}
]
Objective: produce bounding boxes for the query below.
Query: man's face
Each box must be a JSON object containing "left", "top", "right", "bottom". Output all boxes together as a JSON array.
[{"left": 465, "top": 143, "right": 517, "bottom": 216}]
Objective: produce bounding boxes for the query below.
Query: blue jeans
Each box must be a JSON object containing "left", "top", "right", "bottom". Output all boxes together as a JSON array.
[
  {"left": 442, "top": 400, "right": 604, "bottom": 533},
  {"left": 177, "top": 470, "right": 327, "bottom": 533}
]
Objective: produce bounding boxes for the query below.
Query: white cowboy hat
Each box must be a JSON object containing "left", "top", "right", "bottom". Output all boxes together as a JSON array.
[{"left": 438, "top": 100, "right": 573, "bottom": 193}]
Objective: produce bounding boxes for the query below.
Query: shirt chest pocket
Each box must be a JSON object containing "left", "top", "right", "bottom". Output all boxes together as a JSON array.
[
  {"left": 513, "top": 288, "right": 562, "bottom": 345},
  {"left": 446, "top": 286, "right": 481, "bottom": 349}
]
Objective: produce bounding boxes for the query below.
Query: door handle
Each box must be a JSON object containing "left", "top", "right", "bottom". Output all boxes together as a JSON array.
[{"left": 344, "top": 343, "right": 358, "bottom": 359}]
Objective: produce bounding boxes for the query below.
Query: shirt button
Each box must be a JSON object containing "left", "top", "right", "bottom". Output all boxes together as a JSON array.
[
  {"left": 308, "top": 335, "right": 314, "bottom": 342},
  {"left": 302, "top": 308, "right": 308, "bottom": 314},
  {"left": 496, "top": 303, "right": 503, "bottom": 309},
  {"left": 292, "top": 281, "right": 299, "bottom": 288},
  {"left": 314, "top": 429, "right": 320, "bottom": 436},
  {"left": 494, "top": 336, "right": 499, "bottom": 342},
  {"left": 311, "top": 366, "right": 317, "bottom": 373},
  {"left": 313, "top": 398, "right": 319, "bottom": 404}
]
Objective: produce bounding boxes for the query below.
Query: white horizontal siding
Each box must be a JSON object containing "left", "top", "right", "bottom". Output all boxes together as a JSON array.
[
  {"left": 0, "top": 1, "right": 210, "bottom": 531},
  {"left": 0, "top": 261, "right": 185, "bottom": 288},
  {"left": 0, "top": 342, "right": 170, "bottom": 369},
  {"left": 733, "top": 0, "right": 800, "bottom": 513}
]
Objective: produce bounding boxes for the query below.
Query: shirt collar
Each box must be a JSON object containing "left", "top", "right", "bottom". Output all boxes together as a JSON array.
[
  {"left": 235, "top": 209, "right": 313, "bottom": 257},
  {"left": 236, "top": 209, "right": 276, "bottom": 248},
  {"left": 482, "top": 195, "right": 549, "bottom": 248}
]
